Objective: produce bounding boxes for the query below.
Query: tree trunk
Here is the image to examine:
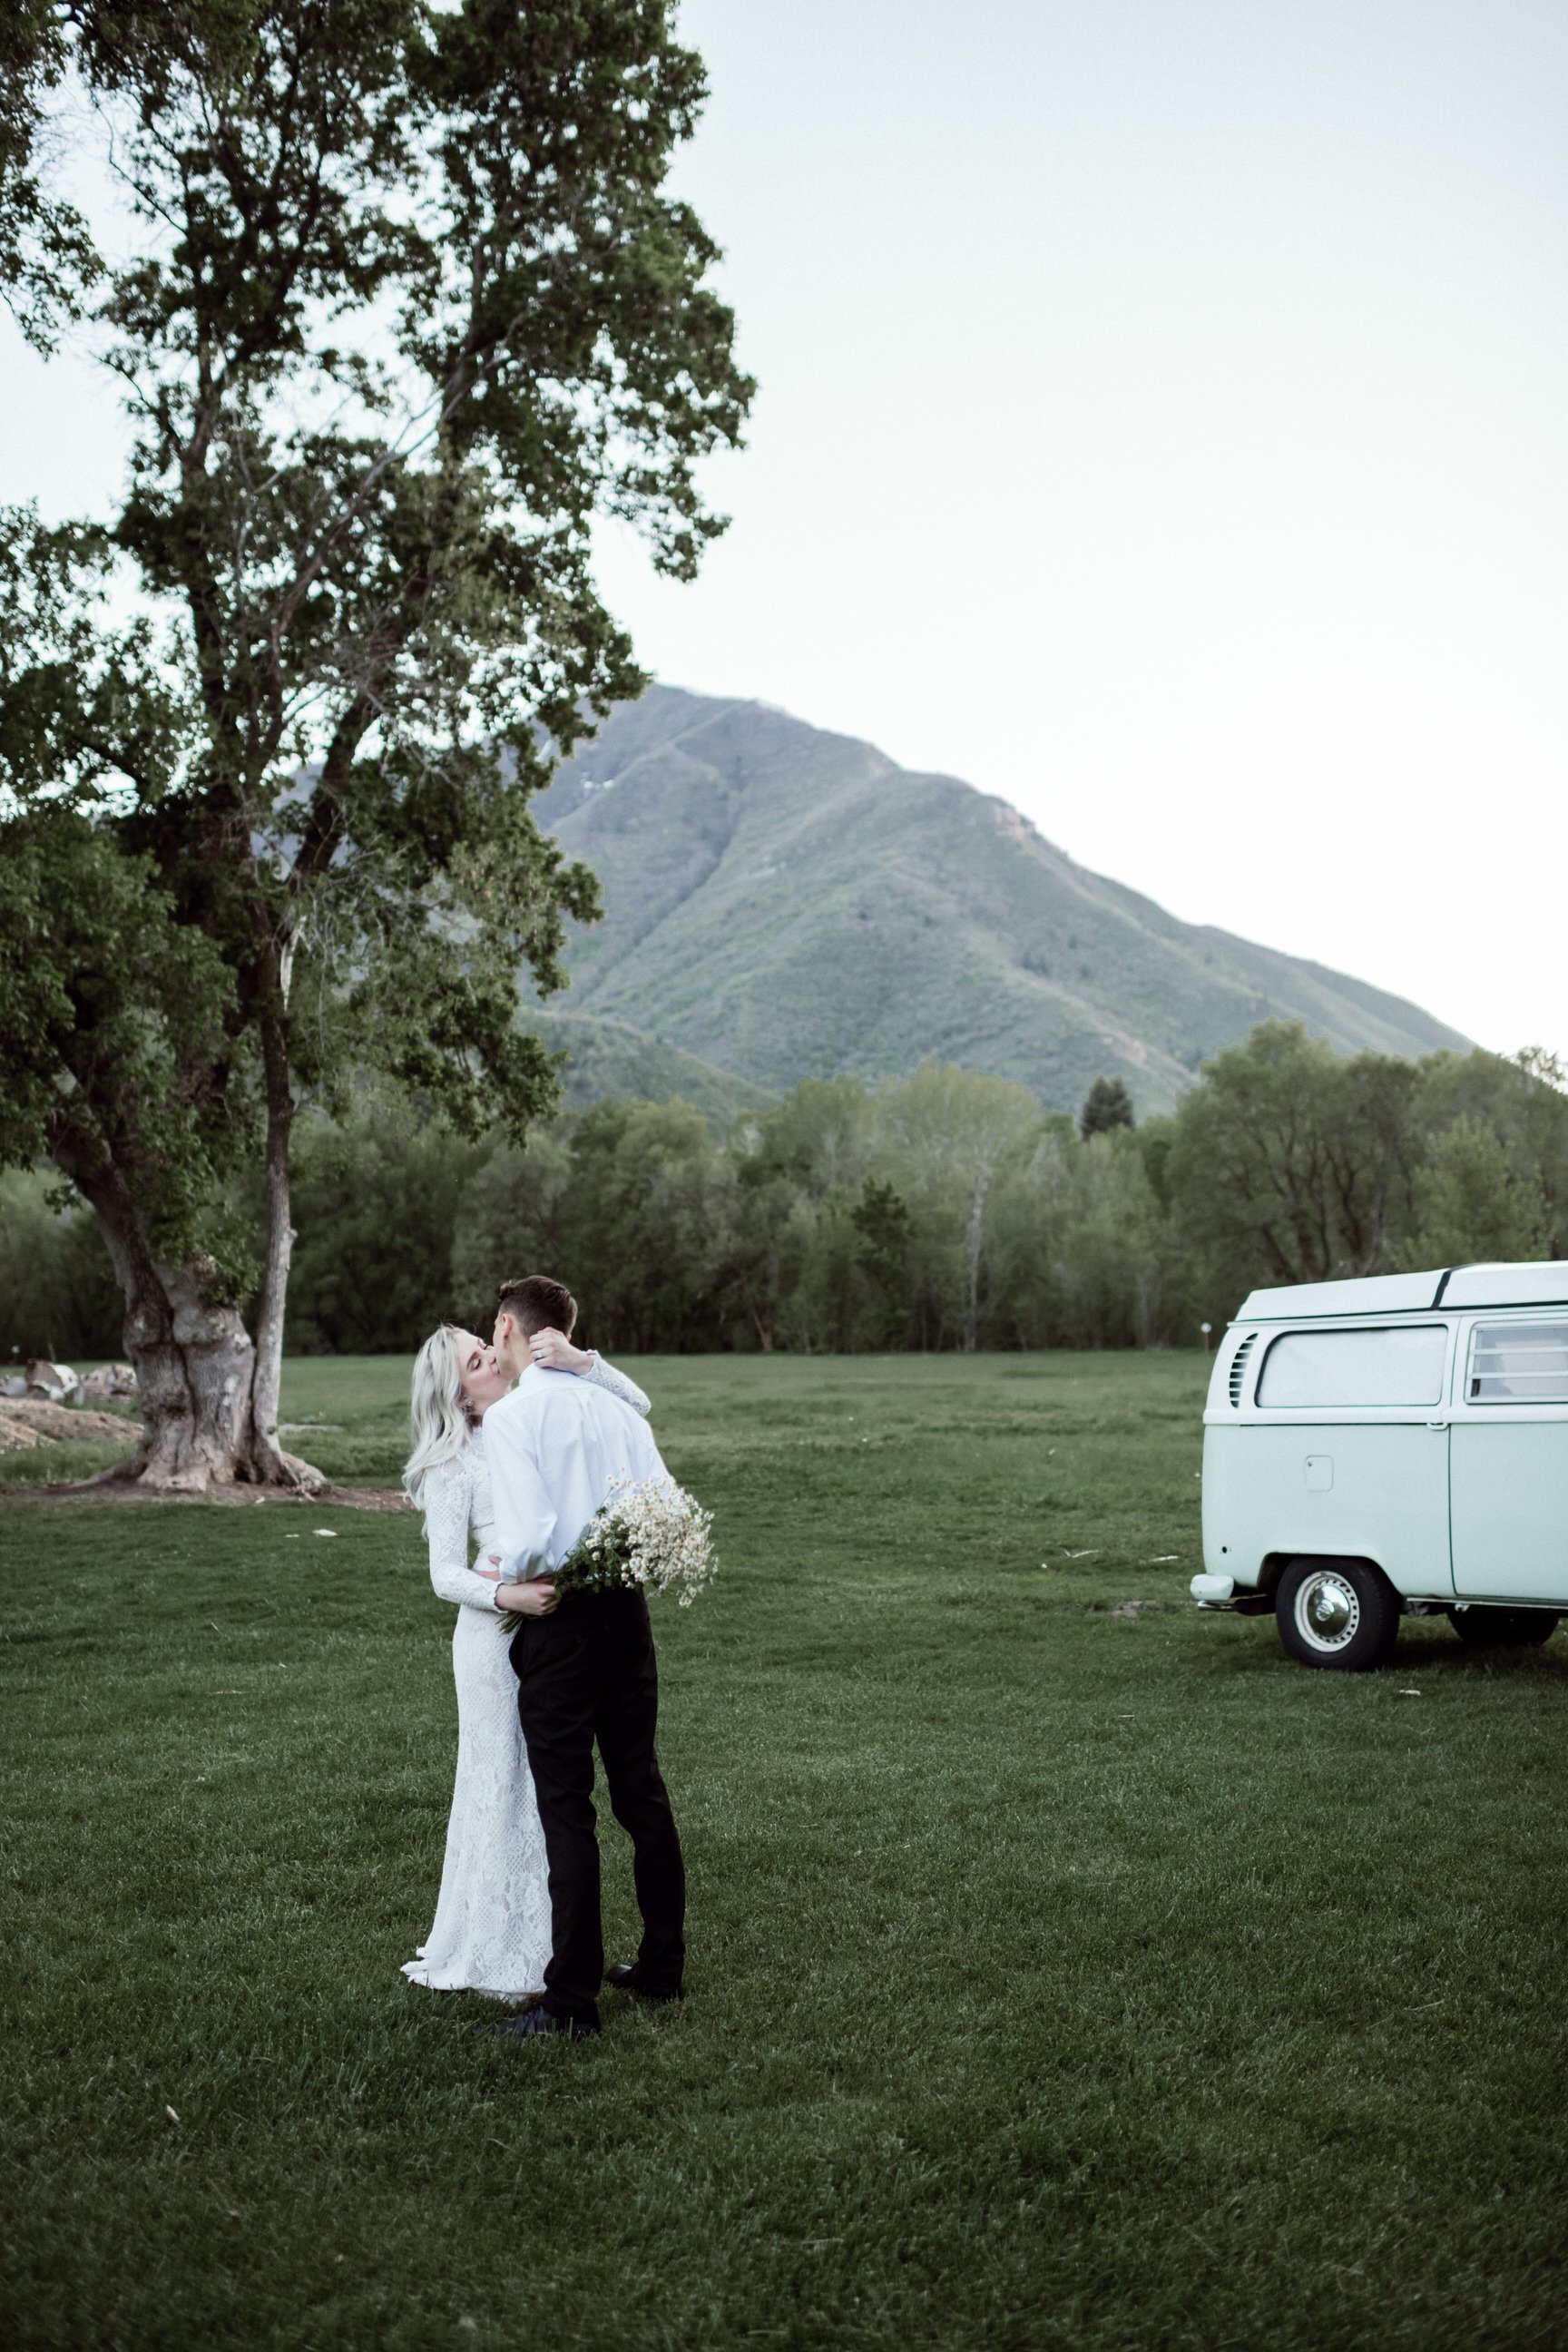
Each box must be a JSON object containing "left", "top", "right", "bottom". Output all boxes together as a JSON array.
[
  {"left": 123, "top": 1252, "right": 258, "bottom": 1490},
  {"left": 963, "top": 1180, "right": 988, "bottom": 1353},
  {"left": 63, "top": 1143, "right": 324, "bottom": 1494},
  {"left": 246, "top": 993, "right": 317, "bottom": 1487}
]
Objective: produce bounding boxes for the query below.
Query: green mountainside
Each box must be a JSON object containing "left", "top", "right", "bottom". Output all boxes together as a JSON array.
[
  {"left": 520, "top": 1007, "right": 775, "bottom": 1126},
  {"left": 528, "top": 687, "right": 1469, "bottom": 1116}
]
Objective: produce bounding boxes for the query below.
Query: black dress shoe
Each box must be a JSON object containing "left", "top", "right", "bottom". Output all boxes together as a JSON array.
[
  {"left": 484, "top": 2005, "right": 599, "bottom": 2041},
  {"left": 605, "top": 1963, "right": 683, "bottom": 2003}
]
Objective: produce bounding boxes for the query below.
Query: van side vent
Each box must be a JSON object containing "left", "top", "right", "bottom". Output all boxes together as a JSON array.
[{"left": 1228, "top": 1332, "right": 1257, "bottom": 1407}]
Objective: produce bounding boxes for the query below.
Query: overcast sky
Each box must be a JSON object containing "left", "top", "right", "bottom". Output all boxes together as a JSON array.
[
  {"left": 5, "top": 0, "right": 1564, "bottom": 1059},
  {"left": 596, "top": 0, "right": 1568, "bottom": 1060}
]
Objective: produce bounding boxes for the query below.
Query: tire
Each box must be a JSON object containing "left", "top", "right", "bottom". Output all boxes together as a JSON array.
[
  {"left": 1446, "top": 1605, "right": 1561, "bottom": 1648},
  {"left": 1275, "top": 1555, "right": 1401, "bottom": 1672}
]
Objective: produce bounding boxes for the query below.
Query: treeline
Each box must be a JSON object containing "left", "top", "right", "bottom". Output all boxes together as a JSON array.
[{"left": 5, "top": 1024, "right": 1564, "bottom": 1361}]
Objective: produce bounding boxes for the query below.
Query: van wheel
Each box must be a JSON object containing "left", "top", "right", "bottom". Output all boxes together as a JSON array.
[
  {"left": 1276, "top": 1557, "right": 1400, "bottom": 1671},
  {"left": 1446, "top": 1606, "right": 1560, "bottom": 1648}
]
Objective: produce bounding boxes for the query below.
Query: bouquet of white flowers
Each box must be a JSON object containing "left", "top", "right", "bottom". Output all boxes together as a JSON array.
[{"left": 498, "top": 1473, "right": 715, "bottom": 1631}]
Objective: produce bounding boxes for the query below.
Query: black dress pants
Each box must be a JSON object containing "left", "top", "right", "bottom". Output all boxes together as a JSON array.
[{"left": 510, "top": 1587, "right": 685, "bottom": 2024}]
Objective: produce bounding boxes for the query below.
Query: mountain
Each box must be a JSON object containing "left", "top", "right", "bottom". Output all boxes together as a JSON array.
[
  {"left": 526, "top": 687, "right": 1470, "bottom": 1116},
  {"left": 520, "top": 1007, "right": 775, "bottom": 1126}
]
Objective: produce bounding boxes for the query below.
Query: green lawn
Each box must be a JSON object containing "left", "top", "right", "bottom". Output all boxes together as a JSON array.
[{"left": 3, "top": 1353, "right": 1565, "bottom": 2351}]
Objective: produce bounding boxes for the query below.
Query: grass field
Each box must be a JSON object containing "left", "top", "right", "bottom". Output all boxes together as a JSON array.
[{"left": 3, "top": 1352, "right": 1565, "bottom": 2352}]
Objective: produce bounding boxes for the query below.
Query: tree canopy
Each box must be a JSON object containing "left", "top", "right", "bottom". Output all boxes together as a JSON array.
[
  {"left": 7, "top": 1029, "right": 1565, "bottom": 1367},
  {"left": 1080, "top": 1075, "right": 1135, "bottom": 1139},
  {"left": 0, "top": 1, "right": 752, "bottom": 1485}
]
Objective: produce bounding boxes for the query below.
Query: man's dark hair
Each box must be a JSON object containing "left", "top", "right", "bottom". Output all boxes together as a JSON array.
[{"left": 496, "top": 1273, "right": 578, "bottom": 1340}]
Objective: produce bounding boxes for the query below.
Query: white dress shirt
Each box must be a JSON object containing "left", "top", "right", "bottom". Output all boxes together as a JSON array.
[{"left": 483, "top": 1362, "right": 670, "bottom": 1584}]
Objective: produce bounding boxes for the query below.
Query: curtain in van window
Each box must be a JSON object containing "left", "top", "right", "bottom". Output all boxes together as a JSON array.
[
  {"left": 1467, "top": 1322, "right": 1568, "bottom": 1403},
  {"left": 1255, "top": 1326, "right": 1446, "bottom": 1408}
]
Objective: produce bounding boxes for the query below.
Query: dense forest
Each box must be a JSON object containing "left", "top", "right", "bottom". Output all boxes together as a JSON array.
[{"left": 4, "top": 1024, "right": 1563, "bottom": 1364}]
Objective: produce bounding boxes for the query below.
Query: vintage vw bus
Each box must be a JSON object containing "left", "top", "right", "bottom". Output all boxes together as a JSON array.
[{"left": 1191, "top": 1262, "right": 1568, "bottom": 1670}]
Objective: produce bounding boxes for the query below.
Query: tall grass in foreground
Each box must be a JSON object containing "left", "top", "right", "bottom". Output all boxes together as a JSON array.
[{"left": 3, "top": 1354, "right": 1564, "bottom": 2350}]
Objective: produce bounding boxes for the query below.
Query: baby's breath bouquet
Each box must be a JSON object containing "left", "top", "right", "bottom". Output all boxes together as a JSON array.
[{"left": 499, "top": 1474, "right": 715, "bottom": 1630}]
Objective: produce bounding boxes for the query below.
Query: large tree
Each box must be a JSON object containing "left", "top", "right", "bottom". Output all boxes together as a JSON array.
[
  {"left": 0, "top": 2, "right": 751, "bottom": 1488},
  {"left": 1163, "top": 1021, "right": 1423, "bottom": 1294}
]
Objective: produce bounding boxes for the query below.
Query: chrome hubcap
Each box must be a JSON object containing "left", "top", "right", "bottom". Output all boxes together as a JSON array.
[{"left": 1295, "top": 1569, "right": 1360, "bottom": 1651}]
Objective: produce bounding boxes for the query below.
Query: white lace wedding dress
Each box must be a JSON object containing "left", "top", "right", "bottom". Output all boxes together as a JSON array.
[{"left": 402, "top": 1356, "right": 652, "bottom": 2001}]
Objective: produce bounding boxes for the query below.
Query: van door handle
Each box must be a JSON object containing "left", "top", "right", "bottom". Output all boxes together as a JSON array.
[{"left": 1426, "top": 1418, "right": 1449, "bottom": 1430}]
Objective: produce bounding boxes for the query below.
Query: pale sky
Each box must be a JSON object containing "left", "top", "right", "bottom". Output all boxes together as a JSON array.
[
  {"left": 5, "top": 1, "right": 1564, "bottom": 1059},
  {"left": 597, "top": 0, "right": 1568, "bottom": 1060}
]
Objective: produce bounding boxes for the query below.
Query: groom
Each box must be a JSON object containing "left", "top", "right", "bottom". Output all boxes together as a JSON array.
[{"left": 484, "top": 1274, "right": 686, "bottom": 2039}]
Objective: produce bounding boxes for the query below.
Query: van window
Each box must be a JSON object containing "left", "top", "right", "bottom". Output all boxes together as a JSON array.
[
  {"left": 1255, "top": 1325, "right": 1446, "bottom": 1408},
  {"left": 1467, "top": 1320, "right": 1568, "bottom": 1404}
]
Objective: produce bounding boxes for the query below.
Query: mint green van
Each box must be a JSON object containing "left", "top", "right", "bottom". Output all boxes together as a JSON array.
[{"left": 1191, "top": 1262, "right": 1568, "bottom": 1670}]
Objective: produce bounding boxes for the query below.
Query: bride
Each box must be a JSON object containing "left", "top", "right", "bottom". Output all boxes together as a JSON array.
[{"left": 400, "top": 1319, "right": 651, "bottom": 2002}]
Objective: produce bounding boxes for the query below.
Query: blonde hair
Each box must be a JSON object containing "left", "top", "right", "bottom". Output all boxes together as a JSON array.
[{"left": 403, "top": 1323, "right": 475, "bottom": 1515}]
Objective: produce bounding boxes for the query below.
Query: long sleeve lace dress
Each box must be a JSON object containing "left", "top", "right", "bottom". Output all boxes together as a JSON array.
[{"left": 401, "top": 1356, "right": 652, "bottom": 2000}]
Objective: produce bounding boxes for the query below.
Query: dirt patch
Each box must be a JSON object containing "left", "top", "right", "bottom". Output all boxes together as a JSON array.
[
  {"left": 0, "top": 1401, "right": 140, "bottom": 1451},
  {"left": 0, "top": 1479, "right": 410, "bottom": 1513}
]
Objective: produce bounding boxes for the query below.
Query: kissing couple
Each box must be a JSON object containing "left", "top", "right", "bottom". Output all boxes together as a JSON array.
[{"left": 400, "top": 1273, "right": 685, "bottom": 2039}]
